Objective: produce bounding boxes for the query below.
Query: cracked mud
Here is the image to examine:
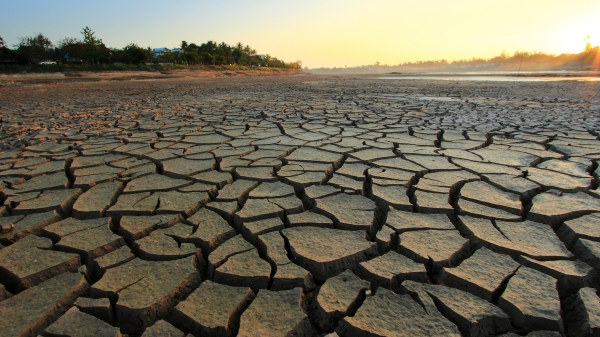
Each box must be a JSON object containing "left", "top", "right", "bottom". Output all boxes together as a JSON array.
[{"left": 0, "top": 75, "right": 599, "bottom": 336}]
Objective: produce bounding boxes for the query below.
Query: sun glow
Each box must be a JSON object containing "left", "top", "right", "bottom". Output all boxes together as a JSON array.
[
  {"left": 549, "top": 13, "right": 600, "bottom": 55},
  {"left": 1, "top": 0, "right": 599, "bottom": 68}
]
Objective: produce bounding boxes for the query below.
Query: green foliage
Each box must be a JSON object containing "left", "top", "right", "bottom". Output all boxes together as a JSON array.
[
  {"left": 201, "top": 52, "right": 215, "bottom": 65},
  {"left": 114, "top": 44, "right": 150, "bottom": 64},
  {"left": 14, "top": 33, "right": 54, "bottom": 63},
  {"left": 56, "top": 37, "right": 82, "bottom": 62},
  {"left": 0, "top": 27, "right": 301, "bottom": 70},
  {"left": 0, "top": 63, "right": 302, "bottom": 74},
  {"left": 80, "top": 27, "right": 109, "bottom": 64},
  {"left": 81, "top": 26, "right": 102, "bottom": 47},
  {"left": 0, "top": 45, "right": 16, "bottom": 63},
  {"left": 0, "top": 35, "right": 16, "bottom": 63},
  {"left": 183, "top": 51, "right": 198, "bottom": 64}
]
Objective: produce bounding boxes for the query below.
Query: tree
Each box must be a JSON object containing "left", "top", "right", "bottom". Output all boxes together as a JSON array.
[
  {"left": 15, "top": 33, "right": 54, "bottom": 63},
  {"left": 232, "top": 42, "right": 244, "bottom": 64},
  {"left": 201, "top": 52, "right": 215, "bottom": 65},
  {"left": 56, "top": 37, "right": 82, "bottom": 62},
  {"left": 81, "top": 26, "right": 107, "bottom": 64},
  {"left": 121, "top": 43, "right": 150, "bottom": 64},
  {"left": 0, "top": 35, "right": 17, "bottom": 63},
  {"left": 181, "top": 40, "right": 188, "bottom": 50},
  {"left": 584, "top": 36, "right": 593, "bottom": 53},
  {"left": 82, "top": 26, "right": 102, "bottom": 46},
  {"left": 183, "top": 51, "right": 198, "bottom": 64},
  {"left": 162, "top": 50, "right": 175, "bottom": 64}
]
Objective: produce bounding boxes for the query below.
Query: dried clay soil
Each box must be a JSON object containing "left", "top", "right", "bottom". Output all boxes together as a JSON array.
[{"left": 0, "top": 75, "right": 599, "bottom": 336}]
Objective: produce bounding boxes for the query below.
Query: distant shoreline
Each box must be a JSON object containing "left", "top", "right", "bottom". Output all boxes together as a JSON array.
[
  {"left": 386, "top": 71, "right": 600, "bottom": 78},
  {"left": 307, "top": 68, "right": 599, "bottom": 76},
  {"left": 0, "top": 67, "right": 303, "bottom": 85}
]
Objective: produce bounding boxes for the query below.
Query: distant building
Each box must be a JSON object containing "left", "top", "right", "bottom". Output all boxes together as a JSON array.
[
  {"left": 152, "top": 47, "right": 185, "bottom": 56},
  {"left": 152, "top": 47, "right": 169, "bottom": 56},
  {"left": 256, "top": 54, "right": 266, "bottom": 60}
]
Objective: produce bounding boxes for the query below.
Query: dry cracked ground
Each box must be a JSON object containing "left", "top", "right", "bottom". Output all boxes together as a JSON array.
[{"left": 0, "top": 75, "right": 599, "bottom": 337}]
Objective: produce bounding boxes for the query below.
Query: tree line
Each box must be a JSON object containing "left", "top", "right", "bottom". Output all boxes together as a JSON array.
[
  {"left": 396, "top": 40, "right": 599, "bottom": 69},
  {"left": 311, "top": 37, "right": 599, "bottom": 72},
  {"left": 0, "top": 27, "right": 301, "bottom": 69}
]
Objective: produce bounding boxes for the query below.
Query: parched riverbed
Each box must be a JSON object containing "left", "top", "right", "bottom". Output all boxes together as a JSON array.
[{"left": 0, "top": 75, "right": 599, "bottom": 336}]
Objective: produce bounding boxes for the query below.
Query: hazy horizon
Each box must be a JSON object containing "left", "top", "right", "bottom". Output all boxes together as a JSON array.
[{"left": 1, "top": 0, "right": 599, "bottom": 68}]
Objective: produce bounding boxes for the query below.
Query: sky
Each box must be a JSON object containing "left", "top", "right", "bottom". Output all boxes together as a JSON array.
[{"left": 1, "top": 0, "right": 599, "bottom": 68}]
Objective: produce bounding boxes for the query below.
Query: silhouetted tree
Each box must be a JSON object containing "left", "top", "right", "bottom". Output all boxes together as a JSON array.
[
  {"left": 56, "top": 37, "right": 82, "bottom": 62},
  {"left": 122, "top": 43, "right": 150, "bottom": 64},
  {"left": 81, "top": 27, "right": 108, "bottom": 64},
  {"left": 15, "top": 33, "right": 54, "bottom": 63},
  {"left": 0, "top": 35, "right": 17, "bottom": 63}
]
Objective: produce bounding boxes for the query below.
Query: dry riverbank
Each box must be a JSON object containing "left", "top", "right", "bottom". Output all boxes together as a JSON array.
[{"left": 0, "top": 68, "right": 303, "bottom": 85}]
